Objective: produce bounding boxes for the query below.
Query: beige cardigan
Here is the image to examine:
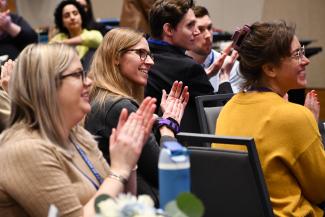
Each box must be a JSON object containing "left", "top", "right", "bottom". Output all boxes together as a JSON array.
[{"left": 0, "top": 126, "right": 110, "bottom": 217}]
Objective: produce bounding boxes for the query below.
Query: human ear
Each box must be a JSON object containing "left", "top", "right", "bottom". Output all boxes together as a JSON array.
[
  {"left": 262, "top": 63, "right": 277, "bottom": 78},
  {"left": 162, "top": 23, "right": 174, "bottom": 37}
]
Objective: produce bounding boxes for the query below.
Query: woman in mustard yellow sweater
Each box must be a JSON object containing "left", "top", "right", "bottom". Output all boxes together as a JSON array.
[{"left": 214, "top": 21, "right": 325, "bottom": 216}]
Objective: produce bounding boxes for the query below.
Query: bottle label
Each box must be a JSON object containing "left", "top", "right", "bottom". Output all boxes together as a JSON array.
[{"left": 159, "top": 168, "right": 191, "bottom": 208}]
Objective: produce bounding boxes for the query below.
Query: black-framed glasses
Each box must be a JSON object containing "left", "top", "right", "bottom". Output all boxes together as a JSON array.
[
  {"left": 123, "top": 48, "right": 154, "bottom": 61},
  {"left": 290, "top": 45, "right": 305, "bottom": 64},
  {"left": 59, "top": 70, "right": 86, "bottom": 83}
]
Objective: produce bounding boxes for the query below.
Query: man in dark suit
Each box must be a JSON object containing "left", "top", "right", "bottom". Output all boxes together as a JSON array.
[{"left": 145, "top": 0, "right": 232, "bottom": 133}]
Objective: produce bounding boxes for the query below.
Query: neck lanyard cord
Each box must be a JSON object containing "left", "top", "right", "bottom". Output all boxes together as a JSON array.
[
  {"left": 208, "top": 51, "right": 215, "bottom": 67},
  {"left": 73, "top": 141, "right": 104, "bottom": 189}
]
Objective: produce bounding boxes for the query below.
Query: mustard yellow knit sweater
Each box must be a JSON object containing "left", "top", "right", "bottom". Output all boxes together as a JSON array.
[{"left": 213, "top": 92, "right": 325, "bottom": 217}]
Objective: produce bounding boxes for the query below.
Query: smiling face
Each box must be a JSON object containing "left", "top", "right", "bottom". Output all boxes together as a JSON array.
[
  {"left": 62, "top": 4, "right": 82, "bottom": 34},
  {"left": 118, "top": 38, "right": 154, "bottom": 86},
  {"left": 57, "top": 54, "right": 92, "bottom": 127},
  {"left": 265, "top": 36, "right": 310, "bottom": 94},
  {"left": 171, "top": 9, "right": 199, "bottom": 50}
]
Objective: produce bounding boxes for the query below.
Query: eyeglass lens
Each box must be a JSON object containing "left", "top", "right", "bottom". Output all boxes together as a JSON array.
[
  {"left": 292, "top": 46, "right": 305, "bottom": 63},
  {"left": 127, "top": 49, "right": 153, "bottom": 61}
]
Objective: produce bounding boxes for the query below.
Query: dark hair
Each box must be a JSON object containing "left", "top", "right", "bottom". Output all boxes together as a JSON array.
[
  {"left": 54, "top": 0, "right": 87, "bottom": 35},
  {"left": 83, "top": 0, "right": 95, "bottom": 23},
  {"left": 236, "top": 20, "right": 296, "bottom": 89},
  {"left": 149, "top": 0, "right": 194, "bottom": 39},
  {"left": 192, "top": 5, "right": 209, "bottom": 18}
]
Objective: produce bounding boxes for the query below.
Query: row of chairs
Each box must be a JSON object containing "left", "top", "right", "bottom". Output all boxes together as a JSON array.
[{"left": 177, "top": 93, "right": 274, "bottom": 217}]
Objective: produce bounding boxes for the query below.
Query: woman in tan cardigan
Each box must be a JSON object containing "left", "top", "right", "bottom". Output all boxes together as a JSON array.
[{"left": 0, "top": 43, "right": 157, "bottom": 217}]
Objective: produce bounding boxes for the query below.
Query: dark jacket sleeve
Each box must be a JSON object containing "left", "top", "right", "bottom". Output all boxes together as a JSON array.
[
  {"left": 184, "top": 63, "right": 214, "bottom": 101},
  {"left": 109, "top": 100, "right": 160, "bottom": 187},
  {"left": 85, "top": 98, "right": 162, "bottom": 205},
  {"left": 10, "top": 13, "right": 38, "bottom": 51}
]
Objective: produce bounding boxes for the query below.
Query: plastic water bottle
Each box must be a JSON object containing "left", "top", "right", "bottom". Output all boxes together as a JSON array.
[{"left": 158, "top": 141, "right": 190, "bottom": 208}]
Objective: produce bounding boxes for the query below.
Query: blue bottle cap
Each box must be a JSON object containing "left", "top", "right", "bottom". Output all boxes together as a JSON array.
[
  {"left": 163, "top": 142, "right": 187, "bottom": 155},
  {"left": 163, "top": 141, "right": 188, "bottom": 162}
]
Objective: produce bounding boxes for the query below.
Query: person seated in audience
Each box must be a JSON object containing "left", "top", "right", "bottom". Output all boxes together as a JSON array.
[
  {"left": 186, "top": 5, "right": 243, "bottom": 93},
  {"left": 213, "top": 21, "right": 325, "bottom": 216},
  {"left": 145, "top": 0, "right": 230, "bottom": 133},
  {"left": 0, "top": 43, "right": 156, "bottom": 217},
  {"left": 0, "top": 0, "right": 37, "bottom": 60},
  {"left": 50, "top": 0, "right": 103, "bottom": 70},
  {"left": 76, "top": 0, "right": 108, "bottom": 36},
  {"left": 84, "top": 27, "right": 189, "bottom": 205}
]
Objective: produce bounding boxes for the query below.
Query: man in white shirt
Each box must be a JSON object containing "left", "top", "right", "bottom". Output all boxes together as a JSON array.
[{"left": 186, "top": 5, "right": 244, "bottom": 93}]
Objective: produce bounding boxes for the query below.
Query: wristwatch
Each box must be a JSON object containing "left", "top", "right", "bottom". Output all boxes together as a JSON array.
[{"left": 156, "top": 117, "right": 180, "bottom": 135}]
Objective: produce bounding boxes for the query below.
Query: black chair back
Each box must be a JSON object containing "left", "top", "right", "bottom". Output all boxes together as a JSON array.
[
  {"left": 195, "top": 93, "right": 234, "bottom": 134},
  {"left": 176, "top": 132, "right": 274, "bottom": 217}
]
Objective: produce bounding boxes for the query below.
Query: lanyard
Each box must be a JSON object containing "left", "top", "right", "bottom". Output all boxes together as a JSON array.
[
  {"left": 72, "top": 162, "right": 101, "bottom": 190},
  {"left": 208, "top": 51, "right": 215, "bottom": 67},
  {"left": 74, "top": 142, "right": 104, "bottom": 189},
  {"left": 148, "top": 38, "right": 170, "bottom": 46}
]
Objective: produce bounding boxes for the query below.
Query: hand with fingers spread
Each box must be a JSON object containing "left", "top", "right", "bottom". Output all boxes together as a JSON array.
[
  {"left": 160, "top": 81, "right": 189, "bottom": 125},
  {"left": 304, "top": 90, "right": 320, "bottom": 121},
  {"left": 205, "top": 42, "right": 233, "bottom": 78},
  {"left": 219, "top": 50, "right": 239, "bottom": 83},
  {"left": 109, "top": 97, "right": 156, "bottom": 179},
  {"left": 0, "top": 59, "right": 15, "bottom": 93}
]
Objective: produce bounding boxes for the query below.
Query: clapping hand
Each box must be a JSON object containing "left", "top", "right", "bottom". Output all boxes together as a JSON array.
[
  {"left": 206, "top": 42, "right": 233, "bottom": 78},
  {"left": 109, "top": 97, "right": 156, "bottom": 178},
  {"left": 304, "top": 90, "right": 320, "bottom": 121},
  {"left": 160, "top": 81, "right": 189, "bottom": 125},
  {"left": 219, "top": 50, "right": 239, "bottom": 83},
  {"left": 0, "top": 59, "right": 15, "bottom": 93}
]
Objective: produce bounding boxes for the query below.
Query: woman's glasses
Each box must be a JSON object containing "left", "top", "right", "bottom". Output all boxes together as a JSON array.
[
  {"left": 290, "top": 45, "right": 305, "bottom": 64},
  {"left": 124, "top": 48, "right": 154, "bottom": 61},
  {"left": 59, "top": 70, "right": 86, "bottom": 83}
]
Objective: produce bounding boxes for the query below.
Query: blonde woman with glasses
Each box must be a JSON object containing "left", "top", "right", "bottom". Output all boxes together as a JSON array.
[
  {"left": 85, "top": 28, "right": 189, "bottom": 205},
  {"left": 0, "top": 43, "right": 156, "bottom": 217}
]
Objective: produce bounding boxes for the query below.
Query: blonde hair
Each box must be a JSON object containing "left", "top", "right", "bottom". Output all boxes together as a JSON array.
[
  {"left": 89, "top": 27, "right": 144, "bottom": 106},
  {"left": 7, "top": 43, "right": 92, "bottom": 147}
]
